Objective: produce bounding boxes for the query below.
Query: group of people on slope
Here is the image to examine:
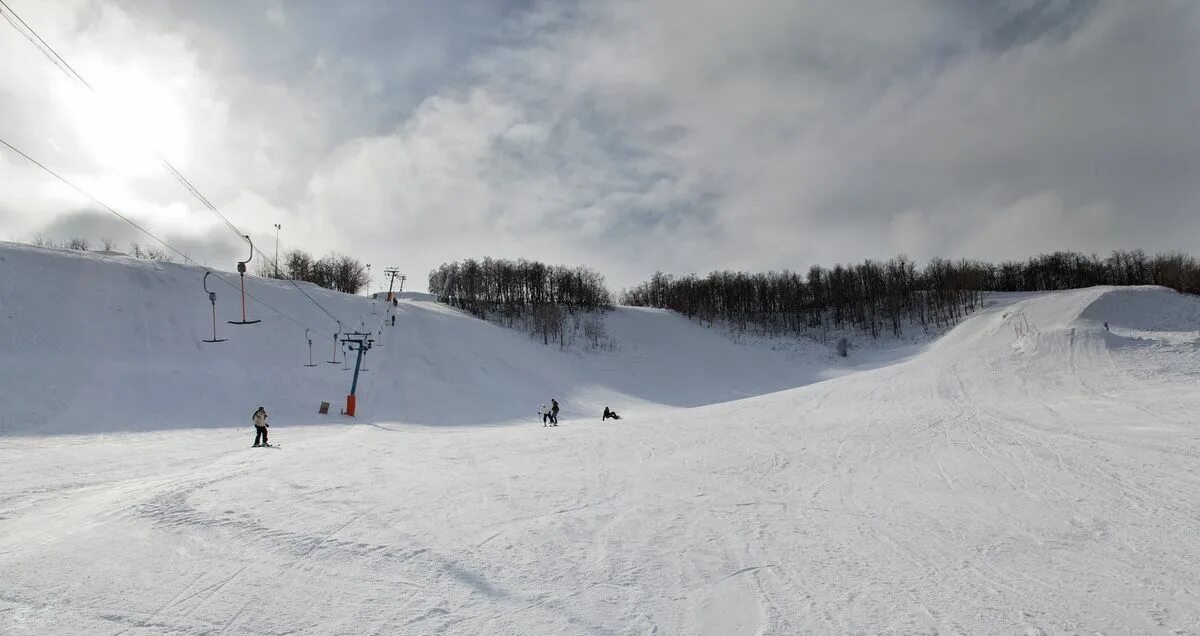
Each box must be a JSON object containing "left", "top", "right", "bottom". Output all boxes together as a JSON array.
[
  {"left": 541, "top": 398, "right": 622, "bottom": 426},
  {"left": 250, "top": 398, "right": 624, "bottom": 445}
]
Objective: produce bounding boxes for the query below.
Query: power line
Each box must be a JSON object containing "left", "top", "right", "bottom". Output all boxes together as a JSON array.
[
  {"left": 0, "top": 0, "right": 353, "bottom": 331},
  {"left": 0, "top": 136, "right": 330, "bottom": 338}
]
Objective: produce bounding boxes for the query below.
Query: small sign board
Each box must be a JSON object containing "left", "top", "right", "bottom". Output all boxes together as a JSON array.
[{"left": 318, "top": 401, "right": 330, "bottom": 414}]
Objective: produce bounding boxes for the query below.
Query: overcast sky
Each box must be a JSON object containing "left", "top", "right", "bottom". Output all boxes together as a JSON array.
[{"left": 1, "top": 0, "right": 1197, "bottom": 291}]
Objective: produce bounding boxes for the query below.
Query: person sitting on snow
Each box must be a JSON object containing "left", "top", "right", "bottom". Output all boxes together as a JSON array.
[
  {"left": 252, "top": 406, "right": 270, "bottom": 447},
  {"left": 602, "top": 406, "right": 621, "bottom": 421}
]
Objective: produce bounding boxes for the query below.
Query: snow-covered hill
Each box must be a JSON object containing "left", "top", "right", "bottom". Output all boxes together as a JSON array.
[
  {"left": 0, "top": 241, "right": 892, "bottom": 433},
  {"left": 2, "top": 242, "right": 1199, "bottom": 634}
]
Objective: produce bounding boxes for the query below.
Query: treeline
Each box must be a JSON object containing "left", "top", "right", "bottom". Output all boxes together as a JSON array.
[
  {"left": 982, "top": 250, "right": 1199, "bottom": 294},
  {"left": 428, "top": 258, "right": 613, "bottom": 348},
  {"left": 26, "top": 234, "right": 369, "bottom": 294},
  {"left": 622, "top": 250, "right": 1200, "bottom": 340},
  {"left": 257, "top": 249, "right": 369, "bottom": 295},
  {"left": 428, "top": 258, "right": 611, "bottom": 314}
]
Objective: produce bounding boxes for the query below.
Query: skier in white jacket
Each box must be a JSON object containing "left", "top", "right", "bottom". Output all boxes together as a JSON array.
[{"left": 252, "top": 406, "right": 270, "bottom": 447}]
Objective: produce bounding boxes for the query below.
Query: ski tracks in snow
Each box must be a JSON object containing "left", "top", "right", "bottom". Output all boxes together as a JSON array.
[{"left": 4, "top": 288, "right": 1200, "bottom": 633}]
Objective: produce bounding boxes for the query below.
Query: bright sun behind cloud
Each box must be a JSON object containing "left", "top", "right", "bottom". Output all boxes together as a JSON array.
[{"left": 61, "top": 64, "right": 190, "bottom": 178}]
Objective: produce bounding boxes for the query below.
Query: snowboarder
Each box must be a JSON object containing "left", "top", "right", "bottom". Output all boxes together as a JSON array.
[
  {"left": 252, "top": 406, "right": 270, "bottom": 447},
  {"left": 550, "top": 399, "right": 559, "bottom": 425},
  {"left": 602, "top": 406, "right": 621, "bottom": 421}
]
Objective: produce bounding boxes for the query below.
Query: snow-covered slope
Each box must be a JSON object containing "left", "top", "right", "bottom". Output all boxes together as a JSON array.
[
  {"left": 0, "top": 241, "right": 877, "bottom": 433},
  {"left": 0, "top": 242, "right": 383, "bottom": 434},
  {"left": 2, "top": 242, "right": 1200, "bottom": 634}
]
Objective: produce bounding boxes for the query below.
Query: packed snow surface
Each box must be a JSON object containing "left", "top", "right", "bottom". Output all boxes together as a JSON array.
[{"left": 2, "top": 243, "right": 1199, "bottom": 634}]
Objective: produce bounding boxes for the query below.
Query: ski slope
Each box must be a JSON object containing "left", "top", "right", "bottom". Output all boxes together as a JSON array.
[{"left": 2, "top": 243, "right": 1200, "bottom": 634}]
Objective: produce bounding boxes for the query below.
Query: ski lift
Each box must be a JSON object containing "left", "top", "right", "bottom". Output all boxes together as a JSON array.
[
  {"left": 328, "top": 321, "right": 342, "bottom": 364},
  {"left": 202, "top": 272, "right": 227, "bottom": 343},
  {"left": 304, "top": 329, "right": 318, "bottom": 367},
  {"left": 228, "top": 235, "right": 261, "bottom": 325}
]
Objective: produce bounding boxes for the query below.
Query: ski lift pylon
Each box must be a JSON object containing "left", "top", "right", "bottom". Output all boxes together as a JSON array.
[
  {"left": 202, "top": 272, "right": 227, "bottom": 343},
  {"left": 228, "top": 235, "right": 262, "bottom": 325}
]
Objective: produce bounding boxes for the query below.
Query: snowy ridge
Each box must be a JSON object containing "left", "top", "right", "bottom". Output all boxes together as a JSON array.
[{"left": 2, "top": 242, "right": 1200, "bottom": 633}]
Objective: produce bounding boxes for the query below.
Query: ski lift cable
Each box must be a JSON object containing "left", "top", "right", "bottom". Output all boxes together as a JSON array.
[
  {"left": 0, "top": 0, "right": 93, "bottom": 91},
  {"left": 255, "top": 234, "right": 353, "bottom": 329},
  {"left": 286, "top": 278, "right": 351, "bottom": 327},
  {"left": 0, "top": 1, "right": 245, "bottom": 241},
  {"left": 1, "top": 2, "right": 349, "bottom": 334},
  {"left": 257, "top": 233, "right": 355, "bottom": 329},
  {"left": 0, "top": 137, "right": 330, "bottom": 338}
]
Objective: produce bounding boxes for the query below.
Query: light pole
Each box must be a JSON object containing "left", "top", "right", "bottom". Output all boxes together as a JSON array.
[
  {"left": 366, "top": 263, "right": 372, "bottom": 295},
  {"left": 273, "top": 223, "right": 281, "bottom": 278}
]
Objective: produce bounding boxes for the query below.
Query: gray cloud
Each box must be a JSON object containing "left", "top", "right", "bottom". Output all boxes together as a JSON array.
[{"left": 1, "top": 0, "right": 1196, "bottom": 291}]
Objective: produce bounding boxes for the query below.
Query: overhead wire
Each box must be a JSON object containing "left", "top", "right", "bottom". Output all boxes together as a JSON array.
[
  {"left": 0, "top": 136, "right": 324, "bottom": 336},
  {"left": 0, "top": 0, "right": 93, "bottom": 90},
  {"left": 258, "top": 233, "right": 356, "bottom": 328},
  {"left": 0, "top": 0, "right": 354, "bottom": 332}
]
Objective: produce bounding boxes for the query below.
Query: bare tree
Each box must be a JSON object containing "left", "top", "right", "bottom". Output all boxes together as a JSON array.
[
  {"left": 144, "top": 246, "right": 171, "bottom": 262},
  {"left": 583, "top": 314, "right": 608, "bottom": 349}
]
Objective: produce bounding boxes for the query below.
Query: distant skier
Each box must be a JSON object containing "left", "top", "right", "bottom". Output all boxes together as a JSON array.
[
  {"left": 602, "top": 406, "right": 621, "bottom": 421},
  {"left": 1103, "top": 321, "right": 1109, "bottom": 332},
  {"left": 540, "top": 404, "right": 557, "bottom": 427},
  {"left": 252, "top": 406, "right": 270, "bottom": 447},
  {"left": 550, "top": 399, "right": 559, "bottom": 425},
  {"left": 391, "top": 315, "right": 396, "bottom": 326}
]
